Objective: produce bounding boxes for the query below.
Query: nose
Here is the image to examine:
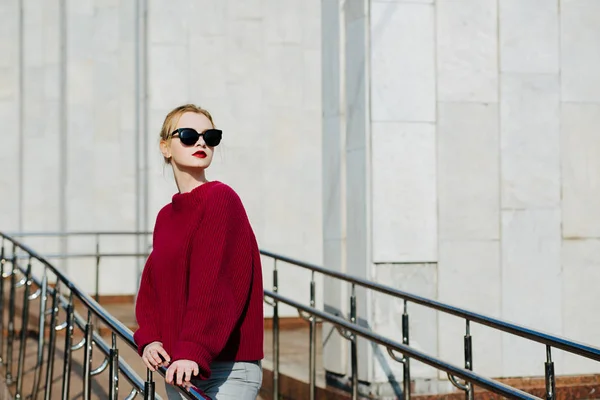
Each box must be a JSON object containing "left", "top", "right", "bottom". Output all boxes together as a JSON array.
[{"left": 195, "top": 134, "right": 207, "bottom": 147}]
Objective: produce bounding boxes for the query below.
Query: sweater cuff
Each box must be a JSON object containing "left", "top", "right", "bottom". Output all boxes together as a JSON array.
[
  {"left": 171, "top": 341, "right": 212, "bottom": 379},
  {"left": 133, "top": 328, "right": 160, "bottom": 357}
]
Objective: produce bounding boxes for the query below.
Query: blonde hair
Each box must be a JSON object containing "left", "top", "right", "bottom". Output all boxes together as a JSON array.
[{"left": 159, "top": 104, "right": 216, "bottom": 164}]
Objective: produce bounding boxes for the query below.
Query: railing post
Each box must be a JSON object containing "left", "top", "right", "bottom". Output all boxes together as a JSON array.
[
  {"left": 31, "top": 268, "right": 48, "bottom": 399},
  {"left": 83, "top": 311, "right": 94, "bottom": 400},
  {"left": 6, "top": 245, "right": 17, "bottom": 385},
  {"left": 109, "top": 332, "right": 119, "bottom": 400},
  {"left": 308, "top": 271, "right": 317, "bottom": 400},
  {"left": 0, "top": 240, "right": 5, "bottom": 366},
  {"left": 350, "top": 284, "right": 358, "bottom": 400},
  {"left": 94, "top": 235, "right": 101, "bottom": 331},
  {"left": 402, "top": 300, "right": 411, "bottom": 400},
  {"left": 45, "top": 282, "right": 60, "bottom": 400},
  {"left": 272, "top": 260, "right": 280, "bottom": 400},
  {"left": 144, "top": 369, "right": 156, "bottom": 400},
  {"left": 545, "top": 346, "right": 556, "bottom": 400},
  {"left": 95, "top": 234, "right": 100, "bottom": 304},
  {"left": 61, "top": 293, "right": 75, "bottom": 400},
  {"left": 15, "top": 257, "right": 32, "bottom": 399},
  {"left": 464, "top": 320, "right": 473, "bottom": 400}
]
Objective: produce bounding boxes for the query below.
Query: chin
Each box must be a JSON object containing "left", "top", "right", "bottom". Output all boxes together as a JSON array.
[
  {"left": 175, "top": 161, "right": 211, "bottom": 172},
  {"left": 196, "top": 159, "right": 213, "bottom": 168}
]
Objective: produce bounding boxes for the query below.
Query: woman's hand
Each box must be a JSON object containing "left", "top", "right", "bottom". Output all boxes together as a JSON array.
[
  {"left": 142, "top": 341, "right": 171, "bottom": 371},
  {"left": 166, "top": 359, "right": 199, "bottom": 386}
]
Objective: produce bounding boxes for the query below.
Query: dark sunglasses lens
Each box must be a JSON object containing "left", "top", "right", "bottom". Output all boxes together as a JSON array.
[
  {"left": 178, "top": 128, "right": 200, "bottom": 145},
  {"left": 203, "top": 129, "right": 222, "bottom": 147}
]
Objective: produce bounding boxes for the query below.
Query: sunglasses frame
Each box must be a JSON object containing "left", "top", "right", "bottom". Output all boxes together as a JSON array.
[{"left": 170, "top": 128, "right": 223, "bottom": 147}]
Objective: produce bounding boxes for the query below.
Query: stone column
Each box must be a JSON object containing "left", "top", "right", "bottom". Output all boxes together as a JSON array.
[
  {"left": 0, "top": 0, "right": 21, "bottom": 230},
  {"left": 322, "top": 0, "right": 440, "bottom": 393},
  {"left": 321, "top": 0, "right": 349, "bottom": 380},
  {"left": 368, "top": 0, "right": 439, "bottom": 394},
  {"left": 323, "top": 0, "right": 600, "bottom": 396}
]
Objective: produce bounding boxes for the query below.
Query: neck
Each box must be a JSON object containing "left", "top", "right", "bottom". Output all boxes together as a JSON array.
[{"left": 172, "top": 165, "right": 208, "bottom": 194}]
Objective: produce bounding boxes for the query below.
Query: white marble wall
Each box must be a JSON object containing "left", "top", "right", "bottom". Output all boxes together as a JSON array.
[
  {"left": 0, "top": 1, "right": 20, "bottom": 230},
  {"left": 323, "top": 0, "right": 600, "bottom": 392},
  {"left": 321, "top": 0, "right": 348, "bottom": 376},
  {"left": 0, "top": 0, "right": 323, "bottom": 314}
]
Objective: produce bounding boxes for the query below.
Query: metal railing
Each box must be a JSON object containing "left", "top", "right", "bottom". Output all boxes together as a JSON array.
[
  {"left": 8, "top": 231, "right": 600, "bottom": 400},
  {"left": 260, "top": 250, "right": 600, "bottom": 400},
  {"left": 0, "top": 232, "right": 206, "bottom": 400},
  {"left": 7, "top": 230, "right": 151, "bottom": 305}
]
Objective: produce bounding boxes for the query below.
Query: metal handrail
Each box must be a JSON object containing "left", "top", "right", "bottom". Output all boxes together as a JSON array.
[
  {"left": 259, "top": 250, "right": 600, "bottom": 362},
  {"left": 16, "top": 253, "right": 149, "bottom": 259},
  {"left": 11, "top": 231, "right": 595, "bottom": 361},
  {"left": 265, "top": 290, "right": 539, "bottom": 400},
  {"left": 10, "top": 259, "right": 147, "bottom": 396},
  {"left": 9, "top": 230, "right": 600, "bottom": 400},
  {"left": 0, "top": 232, "right": 205, "bottom": 400},
  {"left": 260, "top": 250, "right": 600, "bottom": 400},
  {"left": 8, "top": 231, "right": 151, "bottom": 237}
]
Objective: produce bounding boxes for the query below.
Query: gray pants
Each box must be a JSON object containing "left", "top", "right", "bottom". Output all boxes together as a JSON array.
[{"left": 164, "top": 361, "right": 262, "bottom": 400}]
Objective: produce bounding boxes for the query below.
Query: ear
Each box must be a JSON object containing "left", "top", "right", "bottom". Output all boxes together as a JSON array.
[{"left": 160, "top": 139, "right": 171, "bottom": 159}]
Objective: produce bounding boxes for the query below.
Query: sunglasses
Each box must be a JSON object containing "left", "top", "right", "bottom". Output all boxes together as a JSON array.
[{"left": 170, "top": 128, "right": 222, "bottom": 147}]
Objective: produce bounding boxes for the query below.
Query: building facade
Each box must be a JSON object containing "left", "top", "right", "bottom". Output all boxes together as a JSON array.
[{"left": 1, "top": 0, "right": 600, "bottom": 395}]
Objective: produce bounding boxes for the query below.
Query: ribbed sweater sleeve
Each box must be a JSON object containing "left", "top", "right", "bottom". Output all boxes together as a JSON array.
[
  {"left": 133, "top": 255, "right": 161, "bottom": 356},
  {"left": 170, "top": 185, "right": 253, "bottom": 378}
]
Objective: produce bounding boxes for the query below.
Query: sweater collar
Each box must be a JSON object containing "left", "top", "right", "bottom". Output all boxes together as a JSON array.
[{"left": 171, "top": 181, "right": 220, "bottom": 211}]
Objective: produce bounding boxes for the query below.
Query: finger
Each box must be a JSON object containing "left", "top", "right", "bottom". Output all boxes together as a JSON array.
[
  {"left": 193, "top": 364, "right": 199, "bottom": 377},
  {"left": 144, "top": 349, "right": 157, "bottom": 365},
  {"left": 150, "top": 350, "right": 163, "bottom": 366},
  {"left": 184, "top": 368, "right": 192, "bottom": 382},
  {"left": 166, "top": 365, "right": 174, "bottom": 384},
  {"left": 146, "top": 356, "right": 157, "bottom": 368},
  {"left": 177, "top": 366, "right": 184, "bottom": 385},
  {"left": 142, "top": 357, "right": 155, "bottom": 372},
  {"left": 157, "top": 347, "right": 171, "bottom": 364}
]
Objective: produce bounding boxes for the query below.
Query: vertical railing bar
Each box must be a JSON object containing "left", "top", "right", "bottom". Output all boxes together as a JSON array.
[
  {"left": 31, "top": 267, "right": 48, "bottom": 399},
  {"left": 95, "top": 234, "right": 100, "bottom": 305},
  {"left": 83, "top": 310, "right": 94, "bottom": 400},
  {"left": 545, "top": 345, "right": 556, "bottom": 400},
  {"left": 144, "top": 369, "right": 155, "bottom": 400},
  {"left": 465, "top": 320, "right": 473, "bottom": 400},
  {"left": 350, "top": 283, "right": 358, "bottom": 400},
  {"left": 94, "top": 234, "right": 101, "bottom": 332},
  {"left": 309, "top": 271, "right": 317, "bottom": 400},
  {"left": 273, "top": 259, "right": 280, "bottom": 400},
  {"left": 402, "top": 300, "right": 411, "bottom": 400},
  {"left": 109, "top": 332, "right": 119, "bottom": 400},
  {"left": 0, "top": 240, "right": 5, "bottom": 366},
  {"left": 6, "top": 244, "right": 17, "bottom": 384},
  {"left": 61, "top": 292, "right": 75, "bottom": 400},
  {"left": 44, "top": 281, "right": 60, "bottom": 400},
  {"left": 15, "top": 257, "right": 32, "bottom": 399}
]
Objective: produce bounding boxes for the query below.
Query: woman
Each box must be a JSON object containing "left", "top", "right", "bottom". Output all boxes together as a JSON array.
[{"left": 133, "top": 104, "right": 264, "bottom": 399}]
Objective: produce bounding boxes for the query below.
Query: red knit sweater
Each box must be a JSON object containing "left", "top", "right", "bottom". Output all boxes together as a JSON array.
[{"left": 133, "top": 181, "right": 264, "bottom": 379}]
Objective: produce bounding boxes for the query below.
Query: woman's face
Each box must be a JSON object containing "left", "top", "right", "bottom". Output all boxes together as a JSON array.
[{"left": 162, "top": 112, "right": 216, "bottom": 170}]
